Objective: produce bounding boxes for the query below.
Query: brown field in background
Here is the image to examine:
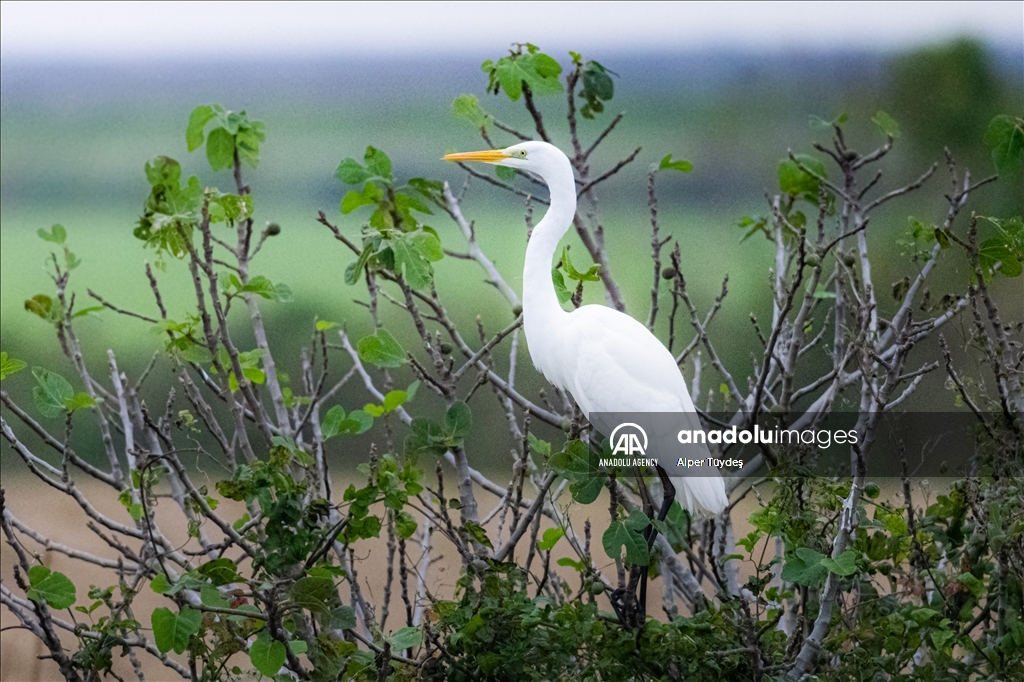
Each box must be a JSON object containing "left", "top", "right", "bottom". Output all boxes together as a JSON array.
[{"left": 3, "top": 470, "right": 924, "bottom": 681}]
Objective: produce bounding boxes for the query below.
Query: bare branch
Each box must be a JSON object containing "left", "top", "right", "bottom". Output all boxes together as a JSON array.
[
  {"left": 443, "top": 181, "right": 522, "bottom": 306},
  {"left": 576, "top": 147, "right": 642, "bottom": 196}
]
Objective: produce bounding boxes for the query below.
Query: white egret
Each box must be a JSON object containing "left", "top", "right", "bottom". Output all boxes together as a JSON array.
[{"left": 444, "top": 141, "right": 728, "bottom": 516}]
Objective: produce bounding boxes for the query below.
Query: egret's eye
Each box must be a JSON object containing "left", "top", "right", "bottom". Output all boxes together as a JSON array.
[{"left": 517, "top": 150, "right": 528, "bottom": 158}]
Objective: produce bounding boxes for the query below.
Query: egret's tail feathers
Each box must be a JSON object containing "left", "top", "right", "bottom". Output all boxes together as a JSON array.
[{"left": 674, "top": 474, "right": 728, "bottom": 515}]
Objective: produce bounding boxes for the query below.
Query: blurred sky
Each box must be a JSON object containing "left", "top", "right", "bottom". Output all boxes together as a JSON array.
[{"left": 2, "top": 1, "right": 1021, "bottom": 60}]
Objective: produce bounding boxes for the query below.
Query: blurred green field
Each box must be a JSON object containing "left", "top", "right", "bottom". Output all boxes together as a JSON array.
[
  {"left": 1, "top": 195, "right": 776, "bottom": 474},
  {"left": 2, "top": 42, "right": 1021, "bottom": 466},
  {"left": 0, "top": 199, "right": 765, "bottom": 373}
]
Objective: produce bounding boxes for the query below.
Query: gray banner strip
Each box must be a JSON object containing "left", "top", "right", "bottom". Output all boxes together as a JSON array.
[{"left": 587, "top": 412, "right": 1009, "bottom": 477}]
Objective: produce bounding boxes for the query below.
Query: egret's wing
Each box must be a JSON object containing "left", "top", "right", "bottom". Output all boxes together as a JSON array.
[
  {"left": 560, "top": 306, "right": 728, "bottom": 514},
  {"left": 562, "top": 305, "right": 693, "bottom": 414}
]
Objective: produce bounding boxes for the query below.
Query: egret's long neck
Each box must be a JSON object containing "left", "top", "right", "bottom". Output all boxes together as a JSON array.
[{"left": 522, "top": 156, "right": 576, "bottom": 345}]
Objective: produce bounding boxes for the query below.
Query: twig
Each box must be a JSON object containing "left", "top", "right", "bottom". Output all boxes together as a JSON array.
[{"left": 576, "top": 147, "right": 642, "bottom": 196}]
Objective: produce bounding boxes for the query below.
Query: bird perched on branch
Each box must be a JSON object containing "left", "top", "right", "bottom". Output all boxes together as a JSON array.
[{"left": 444, "top": 141, "right": 728, "bottom": 517}]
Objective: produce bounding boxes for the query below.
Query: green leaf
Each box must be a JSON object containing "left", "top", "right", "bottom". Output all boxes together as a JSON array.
[
  {"left": 560, "top": 246, "right": 600, "bottom": 282},
  {"left": 931, "top": 628, "right": 955, "bottom": 649},
  {"left": 392, "top": 230, "right": 443, "bottom": 289},
  {"left": 820, "top": 549, "right": 858, "bottom": 576},
  {"left": 357, "top": 329, "right": 406, "bottom": 369},
  {"left": 200, "top": 584, "right": 229, "bottom": 609},
  {"left": 315, "top": 319, "right": 338, "bottom": 331},
  {"left": 549, "top": 269, "right": 572, "bottom": 306},
  {"left": 150, "top": 574, "right": 171, "bottom": 595},
  {"left": 464, "top": 521, "right": 493, "bottom": 549},
  {"left": 983, "top": 115, "right": 1024, "bottom": 174},
  {"left": 452, "top": 94, "right": 490, "bottom": 129},
  {"left": 341, "top": 189, "right": 377, "bottom": 215},
  {"left": 579, "top": 59, "right": 616, "bottom": 119},
  {"left": 808, "top": 114, "right": 832, "bottom": 130},
  {"left": 582, "top": 61, "right": 611, "bottom": 94},
  {"left": 624, "top": 508, "right": 651, "bottom": 533},
  {"left": 527, "top": 433, "right": 551, "bottom": 457},
  {"left": 956, "top": 573, "right": 986, "bottom": 598},
  {"left": 782, "top": 547, "right": 828, "bottom": 586},
  {"left": 395, "top": 511, "right": 417, "bottom": 539},
  {"left": 345, "top": 244, "right": 374, "bottom": 285},
  {"left": 537, "top": 527, "right": 565, "bottom": 551},
  {"left": 229, "top": 365, "right": 266, "bottom": 391},
  {"left": 335, "top": 158, "right": 373, "bottom": 185},
  {"left": 408, "top": 177, "right": 445, "bottom": 204},
  {"left": 557, "top": 557, "right": 585, "bottom": 571},
  {"left": 249, "top": 631, "right": 286, "bottom": 677},
  {"left": 65, "top": 392, "right": 96, "bottom": 412},
  {"left": 186, "top": 105, "right": 216, "bottom": 152},
  {"left": 273, "top": 283, "right": 293, "bottom": 302},
  {"left": 364, "top": 146, "right": 392, "bottom": 181},
  {"left": 235, "top": 118, "right": 264, "bottom": 168},
  {"left": 445, "top": 401, "right": 472, "bottom": 438},
  {"left": 290, "top": 576, "right": 334, "bottom": 615},
  {"left": 381, "top": 390, "right": 406, "bottom": 413},
  {"left": 0, "top": 352, "right": 28, "bottom": 381},
  {"left": 196, "top": 558, "right": 242, "bottom": 586},
  {"left": 37, "top": 223, "right": 67, "bottom": 244},
  {"left": 486, "top": 48, "right": 563, "bottom": 101},
  {"left": 346, "top": 410, "right": 374, "bottom": 435},
  {"left": 412, "top": 230, "right": 444, "bottom": 261},
  {"left": 405, "top": 417, "right": 448, "bottom": 456},
  {"left": 566, "top": 476, "right": 602, "bottom": 504},
  {"left": 321, "top": 405, "right": 347, "bottom": 440},
  {"left": 238, "top": 275, "right": 276, "bottom": 299},
  {"left": 909, "top": 607, "right": 941, "bottom": 626},
  {"left": 24, "top": 294, "right": 60, "bottom": 323},
  {"left": 32, "top": 367, "right": 75, "bottom": 418},
  {"left": 387, "top": 626, "right": 422, "bottom": 651},
  {"left": 879, "top": 508, "right": 909, "bottom": 536},
  {"left": 871, "top": 110, "right": 901, "bottom": 138},
  {"left": 603, "top": 510, "right": 650, "bottom": 565},
  {"left": 495, "top": 165, "right": 516, "bottom": 182},
  {"left": 152, "top": 606, "right": 201, "bottom": 654},
  {"left": 322, "top": 405, "right": 373, "bottom": 438},
  {"left": 809, "top": 112, "right": 848, "bottom": 130},
  {"left": 778, "top": 155, "right": 826, "bottom": 198},
  {"left": 288, "top": 640, "right": 308, "bottom": 655},
  {"left": 145, "top": 154, "right": 182, "bottom": 188},
  {"left": 329, "top": 605, "right": 357, "bottom": 630},
  {"left": 71, "top": 306, "right": 103, "bottom": 319},
  {"left": 812, "top": 283, "right": 836, "bottom": 299},
  {"left": 227, "top": 604, "right": 261, "bottom": 625},
  {"left": 865, "top": 531, "right": 887, "bottom": 561},
  {"left": 208, "top": 192, "right": 252, "bottom": 224},
  {"left": 978, "top": 237, "right": 1022, "bottom": 278},
  {"left": 118, "top": 488, "right": 143, "bottom": 521},
  {"left": 64, "top": 251, "right": 81, "bottom": 271},
  {"left": 26, "top": 566, "right": 76, "bottom": 609},
  {"left": 205, "top": 127, "right": 235, "bottom": 171},
  {"left": 550, "top": 440, "right": 591, "bottom": 479},
  {"left": 662, "top": 502, "right": 691, "bottom": 553},
  {"left": 658, "top": 154, "right": 694, "bottom": 173}
]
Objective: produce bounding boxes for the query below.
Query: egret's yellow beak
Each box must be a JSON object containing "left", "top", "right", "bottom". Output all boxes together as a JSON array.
[{"left": 443, "top": 149, "right": 509, "bottom": 163}]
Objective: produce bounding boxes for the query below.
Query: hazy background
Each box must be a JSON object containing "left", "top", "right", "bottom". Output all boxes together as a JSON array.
[
  {"left": 1, "top": 3, "right": 1022, "bottom": 678},
  {"left": 2, "top": 1, "right": 1022, "bottom": 467}
]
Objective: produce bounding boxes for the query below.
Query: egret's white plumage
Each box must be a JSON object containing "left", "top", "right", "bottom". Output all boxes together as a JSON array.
[{"left": 445, "top": 141, "right": 728, "bottom": 514}]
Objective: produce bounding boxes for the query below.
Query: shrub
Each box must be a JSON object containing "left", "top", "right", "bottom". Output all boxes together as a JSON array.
[{"left": 2, "top": 45, "right": 1022, "bottom": 681}]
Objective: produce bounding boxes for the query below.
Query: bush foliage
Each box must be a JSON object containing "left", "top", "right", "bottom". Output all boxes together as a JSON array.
[{"left": 2, "top": 44, "right": 1022, "bottom": 681}]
